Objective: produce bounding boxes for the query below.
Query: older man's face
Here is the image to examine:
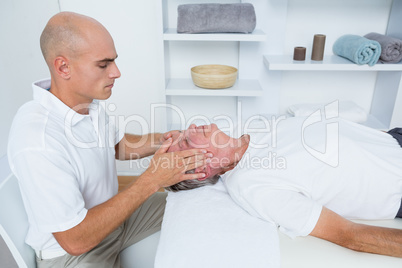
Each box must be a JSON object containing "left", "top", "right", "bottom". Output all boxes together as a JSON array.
[
  {"left": 167, "top": 124, "right": 234, "bottom": 178},
  {"left": 167, "top": 124, "right": 229, "bottom": 153}
]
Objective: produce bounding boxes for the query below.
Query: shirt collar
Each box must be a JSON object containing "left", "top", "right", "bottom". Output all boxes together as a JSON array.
[{"left": 32, "top": 78, "right": 99, "bottom": 126}]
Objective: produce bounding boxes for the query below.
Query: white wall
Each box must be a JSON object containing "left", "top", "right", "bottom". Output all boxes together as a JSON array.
[
  {"left": 0, "top": 0, "right": 59, "bottom": 264},
  {"left": 0, "top": 0, "right": 60, "bottom": 158}
]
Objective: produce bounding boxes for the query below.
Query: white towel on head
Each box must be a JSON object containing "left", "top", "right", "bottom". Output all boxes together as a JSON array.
[
  {"left": 287, "top": 101, "right": 367, "bottom": 123},
  {"left": 154, "top": 180, "right": 280, "bottom": 268}
]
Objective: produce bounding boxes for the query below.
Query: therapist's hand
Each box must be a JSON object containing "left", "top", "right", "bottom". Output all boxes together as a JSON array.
[
  {"left": 142, "top": 138, "right": 212, "bottom": 189},
  {"left": 159, "top": 130, "right": 181, "bottom": 146}
]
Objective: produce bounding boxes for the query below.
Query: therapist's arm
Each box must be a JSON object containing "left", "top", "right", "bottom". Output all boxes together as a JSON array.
[
  {"left": 115, "top": 131, "right": 179, "bottom": 160},
  {"left": 310, "top": 207, "right": 402, "bottom": 257},
  {"left": 53, "top": 139, "right": 209, "bottom": 256}
]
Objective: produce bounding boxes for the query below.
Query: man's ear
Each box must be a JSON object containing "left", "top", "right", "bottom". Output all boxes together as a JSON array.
[{"left": 54, "top": 56, "right": 71, "bottom": 79}]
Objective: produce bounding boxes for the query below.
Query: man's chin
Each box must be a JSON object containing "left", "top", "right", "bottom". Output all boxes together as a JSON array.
[{"left": 97, "top": 92, "right": 112, "bottom": 101}]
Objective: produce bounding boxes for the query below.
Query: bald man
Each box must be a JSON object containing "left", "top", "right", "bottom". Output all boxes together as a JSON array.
[{"left": 7, "top": 12, "right": 210, "bottom": 267}]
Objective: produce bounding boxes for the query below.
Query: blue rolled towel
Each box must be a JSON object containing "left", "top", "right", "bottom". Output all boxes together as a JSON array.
[{"left": 333, "top": 35, "right": 381, "bottom": 66}]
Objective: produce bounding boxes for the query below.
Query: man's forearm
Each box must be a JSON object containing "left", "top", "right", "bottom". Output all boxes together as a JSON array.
[
  {"left": 311, "top": 207, "right": 402, "bottom": 258},
  {"left": 53, "top": 173, "right": 159, "bottom": 256},
  {"left": 115, "top": 133, "right": 163, "bottom": 160},
  {"left": 346, "top": 223, "right": 402, "bottom": 257}
]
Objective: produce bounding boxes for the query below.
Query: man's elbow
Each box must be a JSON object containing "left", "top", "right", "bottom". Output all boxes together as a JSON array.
[
  {"left": 63, "top": 245, "right": 89, "bottom": 256},
  {"left": 53, "top": 233, "right": 93, "bottom": 256}
]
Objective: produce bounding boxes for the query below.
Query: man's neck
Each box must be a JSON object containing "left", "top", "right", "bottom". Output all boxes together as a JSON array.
[
  {"left": 220, "top": 134, "right": 250, "bottom": 174},
  {"left": 49, "top": 81, "right": 93, "bottom": 115}
]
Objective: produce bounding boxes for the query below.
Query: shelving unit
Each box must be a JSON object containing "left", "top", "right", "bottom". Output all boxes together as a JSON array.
[
  {"left": 158, "top": 0, "right": 268, "bottom": 127},
  {"left": 158, "top": 0, "right": 402, "bottom": 130},
  {"left": 161, "top": 32, "right": 266, "bottom": 97}
]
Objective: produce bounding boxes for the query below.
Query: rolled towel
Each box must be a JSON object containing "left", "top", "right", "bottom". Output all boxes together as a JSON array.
[
  {"left": 333, "top": 34, "right": 381, "bottom": 66},
  {"left": 177, "top": 3, "right": 256, "bottom": 34},
  {"left": 364, "top": 32, "right": 402, "bottom": 63}
]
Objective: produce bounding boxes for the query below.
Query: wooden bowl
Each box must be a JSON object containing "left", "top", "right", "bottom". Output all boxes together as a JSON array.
[{"left": 191, "top": 64, "right": 238, "bottom": 89}]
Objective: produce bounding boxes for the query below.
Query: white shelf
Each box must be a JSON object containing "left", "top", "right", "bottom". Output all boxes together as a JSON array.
[
  {"left": 264, "top": 55, "right": 402, "bottom": 71},
  {"left": 163, "top": 28, "right": 266, "bottom": 42},
  {"left": 165, "top": 78, "right": 263, "bottom": 97}
]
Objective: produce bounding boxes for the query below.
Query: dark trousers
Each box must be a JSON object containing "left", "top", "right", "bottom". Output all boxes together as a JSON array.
[{"left": 387, "top": 128, "right": 402, "bottom": 218}]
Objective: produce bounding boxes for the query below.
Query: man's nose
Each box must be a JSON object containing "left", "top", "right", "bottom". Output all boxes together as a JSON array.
[
  {"left": 184, "top": 124, "right": 196, "bottom": 136},
  {"left": 109, "top": 62, "right": 121, "bottom": 79}
]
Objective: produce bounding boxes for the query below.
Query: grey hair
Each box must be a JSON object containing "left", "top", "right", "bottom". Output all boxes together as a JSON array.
[{"left": 165, "top": 170, "right": 220, "bottom": 192}]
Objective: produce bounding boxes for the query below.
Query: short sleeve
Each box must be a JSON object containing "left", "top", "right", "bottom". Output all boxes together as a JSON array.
[
  {"left": 10, "top": 148, "right": 87, "bottom": 233},
  {"left": 225, "top": 182, "right": 322, "bottom": 238}
]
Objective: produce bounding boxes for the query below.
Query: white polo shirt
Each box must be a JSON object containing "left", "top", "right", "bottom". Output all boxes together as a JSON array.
[
  {"left": 222, "top": 117, "right": 402, "bottom": 238},
  {"left": 7, "top": 79, "right": 123, "bottom": 251}
]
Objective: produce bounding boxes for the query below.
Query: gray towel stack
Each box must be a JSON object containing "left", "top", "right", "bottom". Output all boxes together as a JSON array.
[
  {"left": 364, "top": 32, "right": 402, "bottom": 63},
  {"left": 177, "top": 3, "right": 256, "bottom": 34}
]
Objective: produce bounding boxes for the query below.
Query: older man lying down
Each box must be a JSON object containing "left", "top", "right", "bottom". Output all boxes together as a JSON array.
[{"left": 165, "top": 116, "right": 402, "bottom": 257}]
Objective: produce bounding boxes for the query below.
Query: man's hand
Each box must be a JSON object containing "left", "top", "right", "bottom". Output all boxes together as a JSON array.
[
  {"left": 140, "top": 138, "right": 212, "bottom": 190},
  {"left": 310, "top": 207, "right": 402, "bottom": 257},
  {"left": 116, "top": 131, "right": 181, "bottom": 160},
  {"left": 159, "top": 130, "right": 181, "bottom": 145}
]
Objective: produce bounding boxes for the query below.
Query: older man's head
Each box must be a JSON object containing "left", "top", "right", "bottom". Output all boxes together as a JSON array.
[{"left": 165, "top": 124, "right": 249, "bottom": 192}]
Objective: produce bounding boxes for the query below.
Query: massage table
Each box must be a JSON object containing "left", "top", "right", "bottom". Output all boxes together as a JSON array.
[
  {"left": 155, "top": 180, "right": 402, "bottom": 267},
  {"left": 279, "top": 219, "right": 402, "bottom": 267}
]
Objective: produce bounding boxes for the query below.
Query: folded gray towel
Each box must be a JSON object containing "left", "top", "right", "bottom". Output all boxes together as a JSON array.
[
  {"left": 177, "top": 3, "right": 256, "bottom": 34},
  {"left": 364, "top": 32, "right": 402, "bottom": 63}
]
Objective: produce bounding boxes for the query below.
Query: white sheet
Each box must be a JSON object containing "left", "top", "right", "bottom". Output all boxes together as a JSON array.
[{"left": 154, "top": 180, "right": 280, "bottom": 268}]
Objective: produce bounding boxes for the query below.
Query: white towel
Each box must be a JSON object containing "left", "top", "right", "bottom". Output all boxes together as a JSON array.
[
  {"left": 154, "top": 180, "right": 280, "bottom": 268},
  {"left": 288, "top": 101, "right": 367, "bottom": 123}
]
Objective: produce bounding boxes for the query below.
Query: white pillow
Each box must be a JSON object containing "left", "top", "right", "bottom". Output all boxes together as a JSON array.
[
  {"left": 288, "top": 101, "right": 367, "bottom": 123},
  {"left": 155, "top": 180, "right": 280, "bottom": 268}
]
